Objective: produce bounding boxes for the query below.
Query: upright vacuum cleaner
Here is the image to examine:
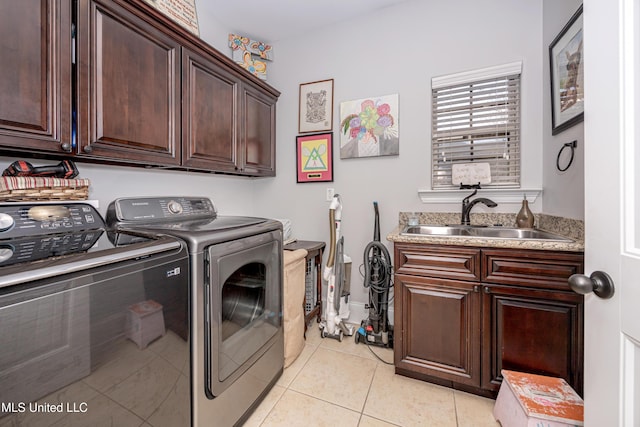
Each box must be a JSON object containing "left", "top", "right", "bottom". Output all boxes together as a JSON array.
[
  {"left": 355, "top": 202, "right": 393, "bottom": 348},
  {"left": 319, "top": 194, "right": 355, "bottom": 341}
]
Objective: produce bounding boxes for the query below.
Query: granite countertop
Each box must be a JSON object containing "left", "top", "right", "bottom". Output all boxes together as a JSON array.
[{"left": 386, "top": 212, "right": 584, "bottom": 252}]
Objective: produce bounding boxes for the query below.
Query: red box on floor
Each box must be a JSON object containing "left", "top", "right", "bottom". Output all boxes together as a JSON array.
[{"left": 493, "top": 370, "right": 583, "bottom": 427}]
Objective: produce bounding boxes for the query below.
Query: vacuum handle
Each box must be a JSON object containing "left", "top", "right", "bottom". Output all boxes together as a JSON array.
[
  {"left": 326, "top": 209, "right": 336, "bottom": 268},
  {"left": 373, "top": 201, "right": 380, "bottom": 242}
]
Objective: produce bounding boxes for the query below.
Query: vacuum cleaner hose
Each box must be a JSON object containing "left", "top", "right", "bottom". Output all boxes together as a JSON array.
[{"left": 363, "top": 241, "right": 392, "bottom": 293}]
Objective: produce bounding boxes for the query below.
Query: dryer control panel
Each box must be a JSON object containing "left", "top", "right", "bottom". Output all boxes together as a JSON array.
[{"left": 107, "top": 197, "right": 217, "bottom": 225}]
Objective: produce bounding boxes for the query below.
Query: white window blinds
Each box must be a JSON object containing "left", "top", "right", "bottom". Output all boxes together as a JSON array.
[{"left": 431, "top": 62, "right": 522, "bottom": 189}]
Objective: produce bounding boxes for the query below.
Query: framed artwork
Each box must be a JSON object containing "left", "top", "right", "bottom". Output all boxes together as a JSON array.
[
  {"left": 299, "top": 79, "right": 334, "bottom": 133},
  {"left": 549, "top": 5, "right": 584, "bottom": 135},
  {"left": 296, "top": 133, "right": 333, "bottom": 183},
  {"left": 339, "top": 94, "right": 399, "bottom": 159}
]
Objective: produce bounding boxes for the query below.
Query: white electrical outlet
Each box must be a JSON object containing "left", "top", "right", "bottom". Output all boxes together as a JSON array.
[{"left": 326, "top": 188, "right": 335, "bottom": 201}]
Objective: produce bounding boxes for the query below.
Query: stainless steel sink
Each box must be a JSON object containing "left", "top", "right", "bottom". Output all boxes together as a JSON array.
[{"left": 401, "top": 225, "right": 574, "bottom": 242}]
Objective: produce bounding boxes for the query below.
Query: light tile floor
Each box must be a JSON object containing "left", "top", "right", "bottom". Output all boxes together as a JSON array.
[{"left": 244, "top": 326, "right": 500, "bottom": 427}]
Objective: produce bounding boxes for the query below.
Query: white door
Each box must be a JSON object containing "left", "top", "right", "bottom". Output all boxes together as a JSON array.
[{"left": 583, "top": 0, "right": 640, "bottom": 425}]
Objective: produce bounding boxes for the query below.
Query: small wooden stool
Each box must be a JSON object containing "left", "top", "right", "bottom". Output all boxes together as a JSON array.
[
  {"left": 493, "top": 370, "right": 583, "bottom": 427},
  {"left": 126, "top": 299, "right": 165, "bottom": 349}
]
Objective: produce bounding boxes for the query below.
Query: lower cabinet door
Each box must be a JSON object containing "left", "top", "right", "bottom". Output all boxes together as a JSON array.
[
  {"left": 481, "top": 283, "right": 584, "bottom": 395},
  {"left": 395, "top": 274, "right": 481, "bottom": 387}
]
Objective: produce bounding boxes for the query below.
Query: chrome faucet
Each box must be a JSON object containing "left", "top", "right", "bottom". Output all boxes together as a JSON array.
[{"left": 461, "top": 189, "right": 497, "bottom": 225}]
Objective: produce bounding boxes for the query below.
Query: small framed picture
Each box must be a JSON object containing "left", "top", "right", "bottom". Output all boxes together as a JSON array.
[
  {"left": 549, "top": 5, "right": 584, "bottom": 135},
  {"left": 298, "top": 79, "right": 334, "bottom": 133},
  {"left": 296, "top": 133, "right": 333, "bottom": 183}
]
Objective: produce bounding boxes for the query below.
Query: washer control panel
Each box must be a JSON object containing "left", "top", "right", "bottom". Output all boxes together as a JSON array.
[
  {"left": 0, "top": 203, "right": 103, "bottom": 239},
  {"left": 0, "top": 203, "right": 104, "bottom": 266},
  {"left": 0, "top": 230, "right": 103, "bottom": 267}
]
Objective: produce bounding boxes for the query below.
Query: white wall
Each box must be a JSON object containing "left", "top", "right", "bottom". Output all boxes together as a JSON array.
[
  {"left": 251, "top": 0, "right": 545, "bottom": 314},
  {"left": 542, "top": 0, "right": 585, "bottom": 220},
  {"left": 194, "top": 1, "right": 233, "bottom": 54}
]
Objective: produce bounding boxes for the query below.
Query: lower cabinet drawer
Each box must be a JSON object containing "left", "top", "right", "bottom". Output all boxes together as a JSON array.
[
  {"left": 482, "top": 248, "right": 584, "bottom": 290},
  {"left": 395, "top": 243, "right": 481, "bottom": 282}
]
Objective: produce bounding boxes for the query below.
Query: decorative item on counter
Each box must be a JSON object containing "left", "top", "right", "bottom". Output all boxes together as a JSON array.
[
  {"left": 452, "top": 162, "right": 492, "bottom": 188},
  {"left": 515, "top": 194, "right": 535, "bottom": 228}
]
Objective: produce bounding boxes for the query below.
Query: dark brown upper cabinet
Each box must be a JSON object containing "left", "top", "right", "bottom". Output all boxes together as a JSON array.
[
  {"left": 240, "top": 82, "right": 276, "bottom": 176},
  {"left": 0, "top": 0, "right": 279, "bottom": 176},
  {"left": 76, "top": 0, "right": 181, "bottom": 166},
  {"left": 0, "top": 0, "right": 73, "bottom": 154},
  {"left": 181, "top": 47, "right": 277, "bottom": 176},
  {"left": 181, "top": 47, "right": 239, "bottom": 172}
]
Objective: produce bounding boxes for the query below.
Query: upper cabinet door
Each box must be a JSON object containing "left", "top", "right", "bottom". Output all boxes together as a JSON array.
[
  {"left": 0, "top": 0, "right": 73, "bottom": 154},
  {"left": 181, "top": 48, "right": 240, "bottom": 173},
  {"left": 241, "top": 83, "right": 276, "bottom": 176},
  {"left": 76, "top": 0, "right": 180, "bottom": 165}
]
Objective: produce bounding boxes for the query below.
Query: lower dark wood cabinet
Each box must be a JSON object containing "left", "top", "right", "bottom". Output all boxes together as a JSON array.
[
  {"left": 395, "top": 274, "right": 481, "bottom": 387},
  {"left": 394, "top": 243, "right": 584, "bottom": 398},
  {"left": 481, "top": 283, "right": 583, "bottom": 395}
]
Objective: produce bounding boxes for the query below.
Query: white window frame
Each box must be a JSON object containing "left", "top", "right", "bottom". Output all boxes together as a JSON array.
[{"left": 431, "top": 62, "right": 522, "bottom": 189}]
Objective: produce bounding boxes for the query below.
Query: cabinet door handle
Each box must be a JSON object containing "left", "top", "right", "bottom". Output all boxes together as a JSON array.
[
  {"left": 473, "top": 285, "right": 479, "bottom": 293},
  {"left": 83, "top": 145, "right": 93, "bottom": 154},
  {"left": 483, "top": 286, "right": 490, "bottom": 294},
  {"left": 60, "top": 142, "right": 72, "bottom": 152}
]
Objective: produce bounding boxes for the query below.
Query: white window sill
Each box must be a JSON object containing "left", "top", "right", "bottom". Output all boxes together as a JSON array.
[{"left": 417, "top": 188, "right": 542, "bottom": 204}]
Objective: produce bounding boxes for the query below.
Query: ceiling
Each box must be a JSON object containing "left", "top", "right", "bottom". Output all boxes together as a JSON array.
[{"left": 196, "top": 0, "right": 413, "bottom": 43}]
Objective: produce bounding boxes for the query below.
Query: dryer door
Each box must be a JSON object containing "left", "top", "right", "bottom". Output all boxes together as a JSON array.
[{"left": 205, "top": 230, "right": 282, "bottom": 397}]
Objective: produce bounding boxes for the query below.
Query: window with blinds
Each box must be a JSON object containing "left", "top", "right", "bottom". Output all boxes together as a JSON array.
[{"left": 431, "top": 63, "right": 521, "bottom": 189}]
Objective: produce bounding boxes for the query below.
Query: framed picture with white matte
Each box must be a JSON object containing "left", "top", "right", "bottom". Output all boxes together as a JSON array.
[
  {"left": 549, "top": 5, "right": 584, "bottom": 135},
  {"left": 298, "top": 79, "right": 334, "bottom": 133}
]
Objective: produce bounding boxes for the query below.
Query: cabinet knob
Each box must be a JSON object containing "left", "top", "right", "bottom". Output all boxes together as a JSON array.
[
  {"left": 484, "top": 286, "right": 490, "bottom": 294},
  {"left": 60, "top": 142, "right": 72, "bottom": 152},
  {"left": 568, "top": 271, "right": 615, "bottom": 299},
  {"left": 473, "top": 285, "right": 479, "bottom": 293},
  {"left": 83, "top": 145, "right": 93, "bottom": 153}
]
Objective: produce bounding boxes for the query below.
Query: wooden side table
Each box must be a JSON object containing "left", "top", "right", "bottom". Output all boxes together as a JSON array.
[{"left": 284, "top": 240, "right": 325, "bottom": 328}]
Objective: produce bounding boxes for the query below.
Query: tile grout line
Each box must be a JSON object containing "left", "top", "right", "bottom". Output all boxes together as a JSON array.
[
  {"left": 453, "top": 389, "right": 460, "bottom": 427},
  {"left": 256, "top": 335, "right": 324, "bottom": 426}
]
